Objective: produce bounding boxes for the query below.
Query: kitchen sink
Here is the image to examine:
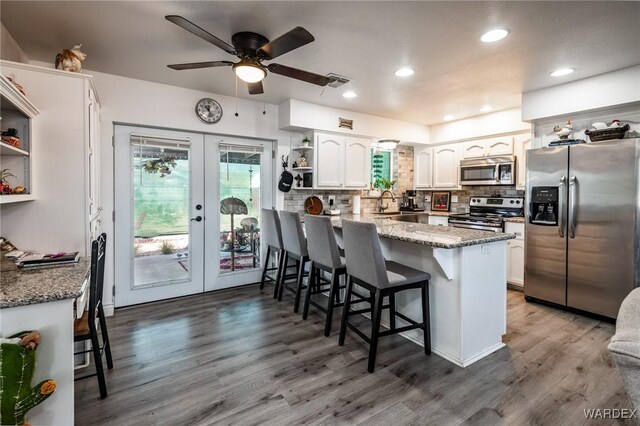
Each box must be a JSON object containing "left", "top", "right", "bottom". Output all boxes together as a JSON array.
[
  {"left": 386, "top": 214, "right": 430, "bottom": 224},
  {"left": 370, "top": 211, "right": 401, "bottom": 215}
]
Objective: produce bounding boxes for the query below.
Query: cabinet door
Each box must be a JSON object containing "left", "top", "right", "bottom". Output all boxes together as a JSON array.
[
  {"left": 514, "top": 133, "right": 531, "bottom": 189},
  {"left": 486, "top": 138, "right": 514, "bottom": 156},
  {"left": 315, "top": 134, "right": 343, "bottom": 187},
  {"left": 507, "top": 239, "right": 525, "bottom": 286},
  {"left": 414, "top": 146, "right": 433, "bottom": 188},
  {"left": 344, "top": 137, "right": 371, "bottom": 188},
  {"left": 433, "top": 144, "right": 459, "bottom": 188},
  {"left": 462, "top": 141, "right": 486, "bottom": 159}
]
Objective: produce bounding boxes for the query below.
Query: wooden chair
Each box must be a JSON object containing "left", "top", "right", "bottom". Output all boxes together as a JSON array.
[
  {"left": 338, "top": 220, "right": 431, "bottom": 373},
  {"left": 74, "top": 232, "right": 113, "bottom": 399}
]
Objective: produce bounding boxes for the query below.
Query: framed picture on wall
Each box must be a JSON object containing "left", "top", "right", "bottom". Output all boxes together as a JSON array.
[{"left": 431, "top": 191, "right": 451, "bottom": 212}]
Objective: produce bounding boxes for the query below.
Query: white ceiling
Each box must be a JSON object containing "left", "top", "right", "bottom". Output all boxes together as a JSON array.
[{"left": 2, "top": 1, "right": 639, "bottom": 125}]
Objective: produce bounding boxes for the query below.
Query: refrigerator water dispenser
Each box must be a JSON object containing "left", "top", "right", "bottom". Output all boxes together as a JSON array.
[{"left": 529, "top": 186, "right": 559, "bottom": 226}]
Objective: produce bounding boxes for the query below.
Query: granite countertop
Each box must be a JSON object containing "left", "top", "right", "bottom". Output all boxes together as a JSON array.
[
  {"left": 504, "top": 217, "right": 526, "bottom": 223},
  {"left": 1, "top": 258, "right": 90, "bottom": 309},
  {"left": 330, "top": 214, "right": 515, "bottom": 249}
]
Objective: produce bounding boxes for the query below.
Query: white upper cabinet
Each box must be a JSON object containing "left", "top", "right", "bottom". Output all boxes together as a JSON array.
[
  {"left": 315, "top": 134, "right": 344, "bottom": 187},
  {"left": 414, "top": 145, "right": 433, "bottom": 189},
  {"left": 514, "top": 133, "right": 532, "bottom": 189},
  {"left": 344, "top": 137, "right": 371, "bottom": 188},
  {"left": 433, "top": 144, "right": 459, "bottom": 189},
  {"left": 462, "top": 137, "right": 513, "bottom": 158}
]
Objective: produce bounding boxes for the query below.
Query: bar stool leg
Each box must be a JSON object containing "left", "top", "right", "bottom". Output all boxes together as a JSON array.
[
  {"left": 273, "top": 249, "right": 285, "bottom": 299},
  {"left": 277, "top": 252, "right": 289, "bottom": 301},
  {"left": 338, "top": 275, "right": 354, "bottom": 346},
  {"left": 324, "top": 270, "right": 339, "bottom": 337},
  {"left": 293, "top": 258, "right": 305, "bottom": 313},
  {"left": 421, "top": 281, "right": 431, "bottom": 355},
  {"left": 98, "top": 305, "right": 113, "bottom": 369},
  {"left": 389, "top": 293, "right": 396, "bottom": 331},
  {"left": 302, "top": 261, "right": 315, "bottom": 320},
  {"left": 368, "top": 290, "right": 384, "bottom": 373},
  {"left": 259, "top": 246, "right": 271, "bottom": 290},
  {"left": 90, "top": 329, "right": 108, "bottom": 399}
]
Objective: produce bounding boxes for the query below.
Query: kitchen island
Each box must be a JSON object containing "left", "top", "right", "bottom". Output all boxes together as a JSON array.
[
  {"left": 330, "top": 215, "right": 515, "bottom": 367},
  {"left": 1, "top": 260, "right": 89, "bottom": 425}
]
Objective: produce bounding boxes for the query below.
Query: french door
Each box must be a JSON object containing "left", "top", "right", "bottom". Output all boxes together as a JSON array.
[{"left": 114, "top": 125, "right": 272, "bottom": 307}]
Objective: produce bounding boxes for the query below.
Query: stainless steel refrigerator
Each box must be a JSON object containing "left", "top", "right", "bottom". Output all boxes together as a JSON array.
[{"left": 525, "top": 138, "right": 639, "bottom": 319}]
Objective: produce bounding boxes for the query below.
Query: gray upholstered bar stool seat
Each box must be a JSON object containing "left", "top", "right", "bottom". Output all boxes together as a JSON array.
[
  {"left": 259, "top": 208, "right": 293, "bottom": 298},
  {"left": 302, "top": 215, "right": 348, "bottom": 336},
  {"left": 339, "top": 219, "right": 431, "bottom": 373},
  {"left": 278, "top": 211, "right": 311, "bottom": 313}
]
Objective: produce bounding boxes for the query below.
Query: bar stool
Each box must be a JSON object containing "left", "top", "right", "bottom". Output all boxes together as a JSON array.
[
  {"left": 74, "top": 233, "right": 113, "bottom": 398},
  {"left": 259, "top": 208, "right": 285, "bottom": 296},
  {"left": 302, "top": 215, "right": 347, "bottom": 336},
  {"left": 278, "top": 211, "right": 310, "bottom": 313},
  {"left": 338, "top": 219, "right": 431, "bottom": 373}
]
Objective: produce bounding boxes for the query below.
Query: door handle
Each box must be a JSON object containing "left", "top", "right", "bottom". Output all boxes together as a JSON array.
[
  {"left": 190, "top": 216, "right": 203, "bottom": 222},
  {"left": 558, "top": 176, "right": 566, "bottom": 238},
  {"left": 568, "top": 176, "right": 577, "bottom": 238}
]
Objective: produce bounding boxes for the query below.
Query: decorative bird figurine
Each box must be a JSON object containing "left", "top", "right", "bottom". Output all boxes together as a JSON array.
[{"left": 553, "top": 119, "right": 573, "bottom": 140}]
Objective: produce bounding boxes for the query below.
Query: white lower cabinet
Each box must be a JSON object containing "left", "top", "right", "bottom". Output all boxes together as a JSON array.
[
  {"left": 428, "top": 215, "right": 449, "bottom": 226},
  {"left": 505, "top": 222, "right": 525, "bottom": 287}
]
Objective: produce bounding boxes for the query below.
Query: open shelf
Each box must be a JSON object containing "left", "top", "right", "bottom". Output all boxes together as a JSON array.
[
  {"left": 292, "top": 186, "right": 314, "bottom": 190},
  {"left": 292, "top": 167, "right": 313, "bottom": 171},
  {"left": 0, "top": 141, "right": 28, "bottom": 156},
  {"left": 0, "top": 194, "right": 35, "bottom": 204},
  {"left": 292, "top": 146, "right": 313, "bottom": 152}
]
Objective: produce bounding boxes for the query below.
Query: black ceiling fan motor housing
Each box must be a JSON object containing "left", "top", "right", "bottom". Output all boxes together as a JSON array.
[{"left": 231, "top": 32, "right": 269, "bottom": 58}]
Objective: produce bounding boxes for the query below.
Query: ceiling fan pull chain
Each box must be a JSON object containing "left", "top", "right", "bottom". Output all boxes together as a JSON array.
[
  {"left": 235, "top": 75, "right": 239, "bottom": 117},
  {"left": 263, "top": 91, "right": 266, "bottom": 115}
]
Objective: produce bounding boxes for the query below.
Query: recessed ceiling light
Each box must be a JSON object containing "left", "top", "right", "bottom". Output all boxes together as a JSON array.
[
  {"left": 479, "top": 104, "right": 494, "bottom": 113},
  {"left": 443, "top": 115, "right": 455, "bottom": 121},
  {"left": 394, "top": 68, "right": 415, "bottom": 77},
  {"left": 550, "top": 68, "right": 575, "bottom": 77},
  {"left": 480, "top": 28, "right": 509, "bottom": 43},
  {"left": 342, "top": 91, "right": 358, "bottom": 98}
]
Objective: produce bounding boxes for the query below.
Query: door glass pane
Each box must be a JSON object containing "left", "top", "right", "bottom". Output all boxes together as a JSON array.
[
  {"left": 219, "top": 149, "right": 261, "bottom": 274},
  {"left": 132, "top": 143, "right": 190, "bottom": 287}
]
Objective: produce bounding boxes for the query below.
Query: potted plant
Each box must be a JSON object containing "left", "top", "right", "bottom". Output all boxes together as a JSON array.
[
  {"left": 0, "top": 169, "right": 16, "bottom": 195},
  {"left": 1, "top": 128, "right": 20, "bottom": 148},
  {"left": 301, "top": 136, "right": 311, "bottom": 147},
  {"left": 374, "top": 178, "right": 396, "bottom": 191}
]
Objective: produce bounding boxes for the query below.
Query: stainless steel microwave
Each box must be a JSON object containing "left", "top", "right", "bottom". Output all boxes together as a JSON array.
[{"left": 459, "top": 155, "right": 516, "bottom": 185}]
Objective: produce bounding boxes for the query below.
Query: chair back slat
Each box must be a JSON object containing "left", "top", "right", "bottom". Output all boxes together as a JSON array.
[
  {"left": 305, "top": 215, "right": 342, "bottom": 270},
  {"left": 342, "top": 220, "right": 389, "bottom": 287},
  {"left": 279, "top": 211, "right": 308, "bottom": 258},
  {"left": 261, "top": 208, "right": 283, "bottom": 250}
]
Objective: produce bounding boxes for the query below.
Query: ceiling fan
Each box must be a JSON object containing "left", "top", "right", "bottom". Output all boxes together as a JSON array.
[{"left": 165, "top": 15, "right": 331, "bottom": 95}]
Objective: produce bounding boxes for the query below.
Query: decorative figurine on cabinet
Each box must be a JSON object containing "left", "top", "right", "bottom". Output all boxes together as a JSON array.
[{"left": 55, "top": 44, "right": 87, "bottom": 73}]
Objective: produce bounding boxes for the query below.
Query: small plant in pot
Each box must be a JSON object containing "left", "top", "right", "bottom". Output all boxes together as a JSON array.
[
  {"left": 0, "top": 169, "right": 16, "bottom": 195},
  {"left": 1, "top": 128, "right": 20, "bottom": 148},
  {"left": 374, "top": 178, "right": 396, "bottom": 191},
  {"left": 301, "top": 136, "right": 311, "bottom": 147}
]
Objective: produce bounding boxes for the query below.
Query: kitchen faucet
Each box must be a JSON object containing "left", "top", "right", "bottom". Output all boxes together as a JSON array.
[{"left": 378, "top": 190, "right": 396, "bottom": 212}]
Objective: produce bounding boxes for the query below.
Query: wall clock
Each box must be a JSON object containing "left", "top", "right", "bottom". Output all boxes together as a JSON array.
[{"left": 195, "top": 98, "right": 223, "bottom": 124}]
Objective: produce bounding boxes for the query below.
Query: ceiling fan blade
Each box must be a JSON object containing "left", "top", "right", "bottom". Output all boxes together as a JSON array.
[
  {"left": 165, "top": 15, "right": 236, "bottom": 55},
  {"left": 258, "top": 27, "right": 314, "bottom": 60},
  {"left": 267, "top": 63, "right": 331, "bottom": 86},
  {"left": 168, "top": 61, "right": 234, "bottom": 70},
  {"left": 247, "top": 81, "right": 264, "bottom": 95}
]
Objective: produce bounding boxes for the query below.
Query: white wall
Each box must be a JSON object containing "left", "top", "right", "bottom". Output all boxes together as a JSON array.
[
  {"left": 428, "top": 108, "right": 530, "bottom": 144},
  {"left": 522, "top": 65, "right": 640, "bottom": 122},
  {"left": 280, "top": 99, "right": 430, "bottom": 144},
  {"left": 0, "top": 22, "right": 29, "bottom": 63}
]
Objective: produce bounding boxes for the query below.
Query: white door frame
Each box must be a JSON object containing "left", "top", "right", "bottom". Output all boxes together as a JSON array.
[
  {"left": 204, "top": 135, "right": 273, "bottom": 291},
  {"left": 114, "top": 125, "right": 205, "bottom": 307}
]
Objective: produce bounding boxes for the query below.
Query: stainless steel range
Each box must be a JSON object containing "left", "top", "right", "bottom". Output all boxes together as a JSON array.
[{"left": 448, "top": 196, "right": 524, "bottom": 232}]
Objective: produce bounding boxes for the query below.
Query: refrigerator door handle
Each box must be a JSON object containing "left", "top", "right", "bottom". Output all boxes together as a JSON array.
[
  {"left": 569, "top": 175, "right": 577, "bottom": 238},
  {"left": 558, "top": 176, "right": 566, "bottom": 238}
]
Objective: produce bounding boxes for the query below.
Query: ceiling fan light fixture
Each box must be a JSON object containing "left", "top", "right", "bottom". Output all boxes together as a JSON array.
[{"left": 233, "top": 59, "right": 266, "bottom": 83}]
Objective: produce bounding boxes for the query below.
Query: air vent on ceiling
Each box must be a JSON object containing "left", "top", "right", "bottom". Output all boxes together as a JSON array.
[{"left": 326, "top": 73, "right": 350, "bottom": 88}]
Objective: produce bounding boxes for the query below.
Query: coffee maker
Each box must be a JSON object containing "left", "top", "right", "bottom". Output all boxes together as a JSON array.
[{"left": 400, "top": 190, "right": 424, "bottom": 212}]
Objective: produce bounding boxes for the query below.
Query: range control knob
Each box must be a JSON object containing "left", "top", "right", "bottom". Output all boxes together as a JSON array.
[
  {"left": 510, "top": 200, "right": 515, "bottom": 204},
  {"left": 516, "top": 200, "right": 521, "bottom": 204}
]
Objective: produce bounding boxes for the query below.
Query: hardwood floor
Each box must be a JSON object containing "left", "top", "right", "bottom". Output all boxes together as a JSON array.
[{"left": 75, "top": 286, "right": 631, "bottom": 425}]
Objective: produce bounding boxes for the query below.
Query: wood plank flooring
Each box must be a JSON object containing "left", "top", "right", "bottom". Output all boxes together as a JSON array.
[{"left": 75, "top": 286, "right": 632, "bottom": 425}]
